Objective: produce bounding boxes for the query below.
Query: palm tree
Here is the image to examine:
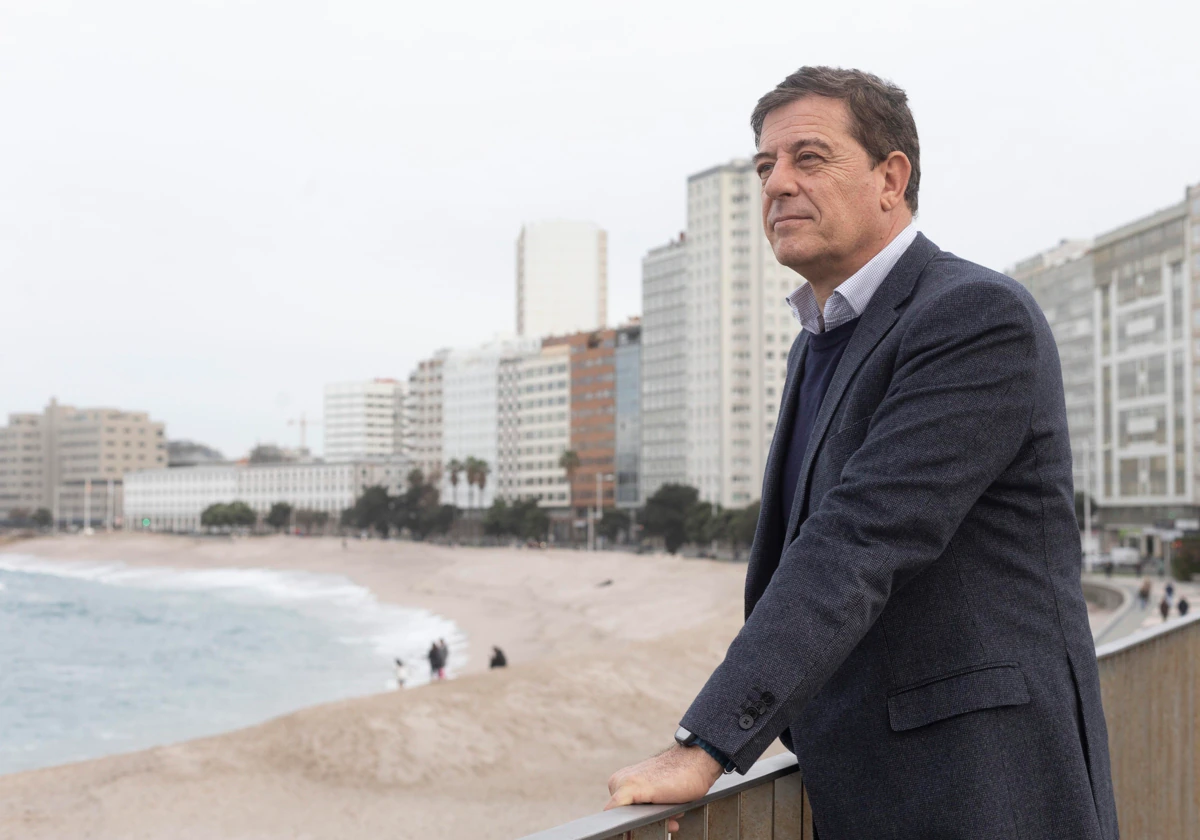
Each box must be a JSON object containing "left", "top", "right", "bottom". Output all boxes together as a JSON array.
[
  {"left": 446, "top": 458, "right": 464, "bottom": 509},
  {"left": 558, "top": 448, "right": 580, "bottom": 506},
  {"left": 465, "top": 456, "right": 481, "bottom": 510},
  {"left": 474, "top": 460, "right": 490, "bottom": 508}
]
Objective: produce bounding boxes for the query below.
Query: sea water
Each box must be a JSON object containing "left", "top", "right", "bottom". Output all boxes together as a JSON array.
[{"left": 0, "top": 552, "right": 464, "bottom": 776}]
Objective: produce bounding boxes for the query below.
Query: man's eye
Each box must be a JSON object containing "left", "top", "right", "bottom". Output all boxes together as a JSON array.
[
  {"left": 757, "top": 164, "right": 772, "bottom": 178},
  {"left": 798, "top": 153, "right": 818, "bottom": 163}
]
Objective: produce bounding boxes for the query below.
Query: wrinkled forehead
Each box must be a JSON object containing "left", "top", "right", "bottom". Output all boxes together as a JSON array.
[{"left": 756, "top": 95, "right": 855, "bottom": 154}]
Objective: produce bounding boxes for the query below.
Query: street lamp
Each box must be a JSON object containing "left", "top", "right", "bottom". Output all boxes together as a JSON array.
[{"left": 589, "top": 472, "right": 615, "bottom": 552}]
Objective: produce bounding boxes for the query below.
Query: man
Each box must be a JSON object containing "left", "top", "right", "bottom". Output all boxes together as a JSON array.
[{"left": 606, "top": 67, "right": 1117, "bottom": 839}]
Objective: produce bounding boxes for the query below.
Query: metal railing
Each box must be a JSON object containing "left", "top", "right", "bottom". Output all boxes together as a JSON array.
[{"left": 520, "top": 611, "right": 1200, "bottom": 840}]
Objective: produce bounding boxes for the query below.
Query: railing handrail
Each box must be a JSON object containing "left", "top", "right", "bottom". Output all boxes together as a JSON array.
[{"left": 517, "top": 753, "right": 799, "bottom": 840}]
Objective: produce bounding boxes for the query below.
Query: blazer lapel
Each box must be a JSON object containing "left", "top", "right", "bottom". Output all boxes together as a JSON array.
[{"left": 783, "top": 234, "right": 940, "bottom": 544}]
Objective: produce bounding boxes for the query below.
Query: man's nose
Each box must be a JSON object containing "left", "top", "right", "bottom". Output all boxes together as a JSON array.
[{"left": 763, "top": 161, "right": 797, "bottom": 201}]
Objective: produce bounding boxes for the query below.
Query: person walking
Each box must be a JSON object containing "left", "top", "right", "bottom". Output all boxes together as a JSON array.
[
  {"left": 394, "top": 657, "right": 408, "bottom": 688},
  {"left": 427, "top": 641, "right": 445, "bottom": 681},
  {"left": 1165, "top": 581, "right": 1175, "bottom": 606},
  {"left": 606, "top": 67, "right": 1117, "bottom": 840},
  {"left": 437, "top": 638, "right": 450, "bottom": 678},
  {"left": 489, "top": 646, "right": 507, "bottom": 669},
  {"left": 1178, "top": 596, "right": 1190, "bottom": 617},
  {"left": 1138, "top": 578, "right": 1153, "bottom": 609},
  {"left": 1160, "top": 595, "right": 1171, "bottom": 622}
]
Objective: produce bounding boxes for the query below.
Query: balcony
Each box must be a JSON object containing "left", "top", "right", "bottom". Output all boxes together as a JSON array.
[{"left": 520, "top": 612, "right": 1199, "bottom": 840}]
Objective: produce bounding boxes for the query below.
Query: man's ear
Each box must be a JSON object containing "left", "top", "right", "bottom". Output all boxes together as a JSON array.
[{"left": 879, "top": 151, "right": 912, "bottom": 212}]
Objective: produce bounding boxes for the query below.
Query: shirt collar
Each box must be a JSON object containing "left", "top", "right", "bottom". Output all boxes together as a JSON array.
[{"left": 785, "top": 224, "right": 919, "bottom": 334}]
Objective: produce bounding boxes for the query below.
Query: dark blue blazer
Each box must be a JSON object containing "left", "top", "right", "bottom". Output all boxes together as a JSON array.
[{"left": 682, "top": 235, "right": 1118, "bottom": 840}]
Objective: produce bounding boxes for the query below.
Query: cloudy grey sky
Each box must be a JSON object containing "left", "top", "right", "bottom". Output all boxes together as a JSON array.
[{"left": 3, "top": 0, "right": 1198, "bottom": 459}]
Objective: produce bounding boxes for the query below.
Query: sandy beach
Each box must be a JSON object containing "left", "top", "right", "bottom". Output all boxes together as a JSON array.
[{"left": 0, "top": 533, "right": 753, "bottom": 839}]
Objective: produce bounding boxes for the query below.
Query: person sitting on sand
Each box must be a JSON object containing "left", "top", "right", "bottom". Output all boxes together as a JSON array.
[{"left": 489, "top": 646, "right": 507, "bottom": 669}]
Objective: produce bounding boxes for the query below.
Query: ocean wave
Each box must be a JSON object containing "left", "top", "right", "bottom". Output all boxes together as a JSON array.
[{"left": 0, "top": 553, "right": 466, "bottom": 682}]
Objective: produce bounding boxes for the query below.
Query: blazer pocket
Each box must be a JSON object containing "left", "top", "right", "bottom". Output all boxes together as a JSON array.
[{"left": 887, "top": 662, "right": 1030, "bottom": 732}]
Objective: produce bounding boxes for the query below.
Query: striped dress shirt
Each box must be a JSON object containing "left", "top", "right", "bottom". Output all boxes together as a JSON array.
[{"left": 785, "top": 224, "right": 919, "bottom": 334}]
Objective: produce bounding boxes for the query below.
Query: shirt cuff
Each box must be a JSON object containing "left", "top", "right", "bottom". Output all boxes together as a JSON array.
[{"left": 693, "top": 735, "right": 737, "bottom": 774}]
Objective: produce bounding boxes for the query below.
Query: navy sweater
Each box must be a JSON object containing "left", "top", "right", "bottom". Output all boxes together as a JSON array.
[{"left": 779, "top": 316, "right": 862, "bottom": 529}]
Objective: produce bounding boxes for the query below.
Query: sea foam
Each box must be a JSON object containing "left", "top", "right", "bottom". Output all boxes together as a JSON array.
[{"left": 0, "top": 552, "right": 466, "bottom": 682}]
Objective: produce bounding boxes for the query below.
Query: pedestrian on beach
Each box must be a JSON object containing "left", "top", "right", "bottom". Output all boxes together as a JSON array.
[
  {"left": 1138, "top": 579, "right": 1152, "bottom": 609},
  {"left": 1178, "top": 596, "right": 1190, "bottom": 617},
  {"left": 428, "top": 641, "right": 445, "bottom": 680},
  {"left": 489, "top": 646, "right": 507, "bottom": 668},
  {"left": 437, "top": 638, "right": 450, "bottom": 677},
  {"left": 394, "top": 657, "right": 408, "bottom": 688},
  {"left": 605, "top": 67, "right": 1118, "bottom": 838},
  {"left": 1160, "top": 595, "right": 1171, "bottom": 622}
]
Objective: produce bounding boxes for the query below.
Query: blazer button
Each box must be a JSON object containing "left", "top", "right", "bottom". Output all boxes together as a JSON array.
[
  {"left": 760, "top": 691, "right": 775, "bottom": 706},
  {"left": 739, "top": 714, "right": 755, "bottom": 730}
]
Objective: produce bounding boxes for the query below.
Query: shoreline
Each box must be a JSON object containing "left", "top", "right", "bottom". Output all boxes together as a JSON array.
[
  {"left": 1, "top": 533, "right": 743, "bottom": 677},
  {"left": 0, "top": 533, "right": 750, "bottom": 840}
]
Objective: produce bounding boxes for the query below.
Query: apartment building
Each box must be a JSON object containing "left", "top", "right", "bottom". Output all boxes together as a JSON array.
[
  {"left": 323, "top": 379, "right": 407, "bottom": 462},
  {"left": 639, "top": 234, "right": 689, "bottom": 502},
  {"left": 0, "top": 399, "right": 166, "bottom": 525},
  {"left": 440, "top": 337, "right": 540, "bottom": 509},
  {"left": 517, "top": 220, "right": 608, "bottom": 338},
  {"left": 1092, "top": 186, "right": 1200, "bottom": 530},
  {"left": 684, "top": 160, "right": 802, "bottom": 507},
  {"left": 407, "top": 350, "right": 449, "bottom": 484},
  {"left": 497, "top": 342, "right": 572, "bottom": 507},
  {"left": 545, "top": 327, "right": 618, "bottom": 513}
]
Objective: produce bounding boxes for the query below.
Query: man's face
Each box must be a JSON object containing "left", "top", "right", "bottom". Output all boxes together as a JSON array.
[{"left": 755, "top": 96, "right": 889, "bottom": 279}]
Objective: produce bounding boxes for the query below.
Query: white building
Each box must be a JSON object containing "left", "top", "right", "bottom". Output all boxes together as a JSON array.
[
  {"left": 640, "top": 234, "right": 689, "bottom": 502},
  {"left": 497, "top": 342, "right": 572, "bottom": 507},
  {"left": 124, "top": 457, "right": 412, "bottom": 532},
  {"left": 517, "top": 220, "right": 608, "bottom": 338},
  {"left": 441, "top": 337, "right": 540, "bottom": 508},
  {"left": 684, "top": 161, "right": 801, "bottom": 507},
  {"left": 323, "top": 379, "right": 407, "bottom": 462},
  {"left": 1091, "top": 186, "right": 1199, "bottom": 530}
]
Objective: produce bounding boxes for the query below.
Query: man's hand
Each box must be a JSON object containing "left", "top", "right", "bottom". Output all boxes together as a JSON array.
[{"left": 605, "top": 744, "right": 723, "bottom": 830}]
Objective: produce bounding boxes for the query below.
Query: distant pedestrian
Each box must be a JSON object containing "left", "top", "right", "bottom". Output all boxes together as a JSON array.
[
  {"left": 489, "top": 646, "right": 507, "bottom": 669},
  {"left": 1103, "top": 561, "right": 1114, "bottom": 578},
  {"left": 1159, "top": 596, "right": 1171, "bottom": 622},
  {"left": 438, "top": 638, "right": 450, "bottom": 676},
  {"left": 1138, "top": 579, "right": 1152, "bottom": 609},
  {"left": 1165, "top": 582, "right": 1175, "bottom": 606},
  {"left": 1178, "top": 596, "right": 1190, "bottom": 617},
  {"left": 394, "top": 657, "right": 408, "bottom": 688},
  {"left": 428, "top": 641, "right": 446, "bottom": 680}
]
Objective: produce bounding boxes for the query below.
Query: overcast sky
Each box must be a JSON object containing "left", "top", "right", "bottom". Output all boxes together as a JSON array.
[{"left": 3, "top": 0, "right": 1198, "bottom": 459}]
